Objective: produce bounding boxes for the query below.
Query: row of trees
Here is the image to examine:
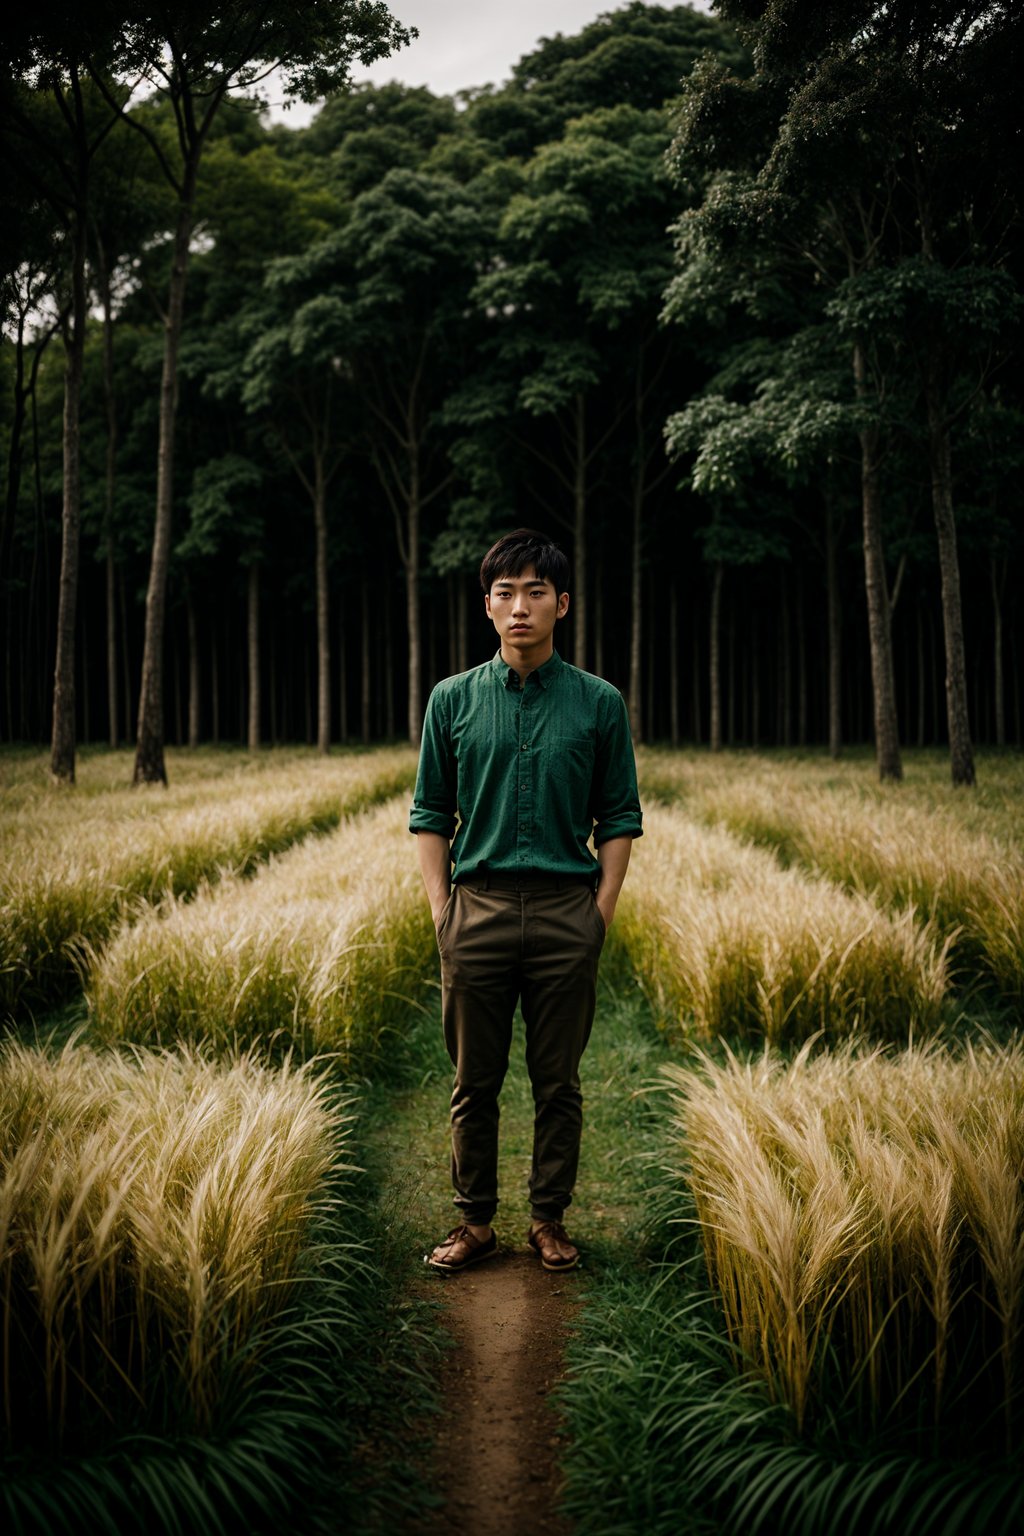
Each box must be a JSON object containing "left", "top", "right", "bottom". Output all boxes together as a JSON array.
[{"left": 2, "top": 2, "right": 1021, "bottom": 786}]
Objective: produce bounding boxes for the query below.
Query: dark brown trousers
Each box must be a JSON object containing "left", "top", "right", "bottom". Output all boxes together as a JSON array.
[{"left": 435, "top": 873, "right": 606, "bottom": 1226}]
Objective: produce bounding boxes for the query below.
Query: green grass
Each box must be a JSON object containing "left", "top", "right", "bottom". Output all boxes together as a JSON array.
[{"left": 550, "top": 1002, "right": 1024, "bottom": 1536}]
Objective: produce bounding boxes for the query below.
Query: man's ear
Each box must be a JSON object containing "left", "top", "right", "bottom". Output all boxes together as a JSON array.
[
  {"left": 484, "top": 592, "right": 492, "bottom": 619},
  {"left": 557, "top": 592, "right": 570, "bottom": 619}
]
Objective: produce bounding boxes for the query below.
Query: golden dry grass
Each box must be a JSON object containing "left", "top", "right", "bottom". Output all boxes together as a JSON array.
[
  {"left": 0, "top": 748, "right": 416, "bottom": 1015},
  {"left": 667, "top": 1038, "right": 1024, "bottom": 1444},
  {"left": 87, "top": 798, "right": 434, "bottom": 1067},
  {"left": 638, "top": 749, "right": 1024, "bottom": 1002},
  {"left": 0, "top": 1037, "right": 348, "bottom": 1450},
  {"left": 612, "top": 804, "right": 950, "bottom": 1043}
]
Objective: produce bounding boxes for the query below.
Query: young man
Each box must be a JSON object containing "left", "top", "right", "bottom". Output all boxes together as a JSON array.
[{"left": 410, "top": 528, "right": 642, "bottom": 1273}]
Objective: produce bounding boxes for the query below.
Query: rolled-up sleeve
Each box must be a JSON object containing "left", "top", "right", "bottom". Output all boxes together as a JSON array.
[
  {"left": 590, "top": 690, "right": 643, "bottom": 846},
  {"left": 410, "top": 685, "right": 458, "bottom": 840}
]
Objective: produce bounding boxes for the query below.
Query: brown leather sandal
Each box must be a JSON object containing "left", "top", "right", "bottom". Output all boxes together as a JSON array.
[
  {"left": 527, "top": 1220, "right": 579, "bottom": 1271},
  {"left": 426, "top": 1224, "right": 498, "bottom": 1272}
]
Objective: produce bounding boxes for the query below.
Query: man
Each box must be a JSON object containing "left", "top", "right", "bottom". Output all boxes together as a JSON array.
[{"left": 410, "top": 528, "right": 642, "bottom": 1273}]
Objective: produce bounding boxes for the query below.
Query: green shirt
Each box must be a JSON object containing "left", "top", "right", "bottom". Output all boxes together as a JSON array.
[{"left": 409, "top": 649, "right": 643, "bottom": 881}]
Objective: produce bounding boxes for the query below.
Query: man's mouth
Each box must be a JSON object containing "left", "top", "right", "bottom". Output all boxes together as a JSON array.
[{"left": 510, "top": 624, "right": 530, "bottom": 632}]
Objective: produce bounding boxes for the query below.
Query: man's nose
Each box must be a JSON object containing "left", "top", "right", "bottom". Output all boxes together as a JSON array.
[{"left": 512, "top": 595, "right": 529, "bottom": 614}]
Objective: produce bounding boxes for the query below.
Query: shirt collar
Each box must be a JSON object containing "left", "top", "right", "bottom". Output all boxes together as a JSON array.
[{"left": 490, "top": 649, "right": 563, "bottom": 690}]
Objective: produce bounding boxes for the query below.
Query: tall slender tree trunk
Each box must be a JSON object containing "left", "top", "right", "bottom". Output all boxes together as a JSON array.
[
  {"left": 628, "top": 370, "right": 644, "bottom": 737},
  {"left": 96, "top": 234, "right": 119, "bottom": 750},
  {"left": 457, "top": 576, "right": 468, "bottom": 673},
  {"left": 991, "top": 556, "right": 1005, "bottom": 748},
  {"left": 186, "top": 590, "right": 200, "bottom": 747},
  {"left": 361, "top": 578, "right": 371, "bottom": 744},
  {"left": 338, "top": 612, "right": 348, "bottom": 744},
  {"left": 779, "top": 570, "right": 792, "bottom": 747},
  {"left": 119, "top": 567, "right": 132, "bottom": 741},
  {"left": 211, "top": 625, "right": 220, "bottom": 746},
  {"left": 134, "top": 183, "right": 197, "bottom": 785},
  {"left": 405, "top": 476, "right": 421, "bottom": 744},
  {"left": 51, "top": 211, "right": 88, "bottom": 784},
  {"left": 825, "top": 500, "right": 842, "bottom": 759},
  {"left": 247, "top": 560, "right": 260, "bottom": 751},
  {"left": 916, "top": 601, "right": 926, "bottom": 749},
  {"left": 726, "top": 595, "right": 736, "bottom": 746},
  {"left": 669, "top": 579, "right": 679, "bottom": 747},
  {"left": 751, "top": 613, "right": 760, "bottom": 747},
  {"left": 691, "top": 606, "right": 702, "bottom": 744},
  {"left": 573, "top": 394, "right": 587, "bottom": 671},
  {"left": 385, "top": 595, "right": 395, "bottom": 739},
  {"left": 796, "top": 571, "right": 807, "bottom": 747},
  {"left": 709, "top": 560, "right": 723, "bottom": 752},
  {"left": 313, "top": 464, "right": 330, "bottom": 756},
  {"left": 925, "top": 383, "right": 974, "bottom": 785},
  {"left": 854, "top": 344, "right": 902, "bottom": 781}
]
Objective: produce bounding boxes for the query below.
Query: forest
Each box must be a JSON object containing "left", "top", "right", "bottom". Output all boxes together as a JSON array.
[{"left": 1, "top": 0, "right": 1021, "bottom": 787}]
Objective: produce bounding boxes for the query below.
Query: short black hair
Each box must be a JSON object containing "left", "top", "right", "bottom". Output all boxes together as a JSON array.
[{"left": 479, "top": 528, "right": 570, "bottom": 595}]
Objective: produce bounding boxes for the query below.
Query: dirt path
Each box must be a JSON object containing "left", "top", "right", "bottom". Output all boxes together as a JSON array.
[{"left": 416, "top": 1241, "right": 578, "bottom": 1536}]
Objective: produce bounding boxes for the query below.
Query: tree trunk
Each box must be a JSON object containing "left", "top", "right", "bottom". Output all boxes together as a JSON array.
[
  {"left": 779, "top": 570, "right": 792, "bottom": 747},
  {"left": 916, "top": 600, "right": 926, "bottom": 749},
  {"left": 991, "top": 556, "right": 1005, "bottom": 748},
  {"left": 310, "top": 466, "right": 330, "bottom": 754},
  {"left": 247, "top": 561, "right": 260, "bottom": 751},
  {"left": 628, "top": 378, "right": 644, "bottom": 738},
  {"left": 134, "top": 186, "right": 197, "bottom": 785},
  {"left": 709, "top": 560, "right": 723, "bottom": 752},
  {"left": 925, "top": 385, "right": 974, "bottom": 786},
  {"left": 691, "top": 605, "right": 702, "bottom": 744},
  {"left": 669, "top": 578, "right": 679, "bottom": 747},
  {"left": 361, "top": 578, "right": 371, "bottom": 744},
  {"left": 385, "top": 594, "right": 395, "bottom": 739},
  {"left": 211, "top": 624, "right": 220, "bottom": 746},
  {"left": 405, "top": 457, "right": 421, "bottom": 744},
  {"left": 573, "top": 394, "right": 587, "bottom": 671},
  {"left": 457, "top": 576, "right": 468, "bottom": 674},
  {"left": 339, "top": 610, "right": 348, "bottom": 744},
  {"left": 796, "top": 570, "right": 807, "bottom": 747},
  {"left": 186, "top": 592, "right": 200, "bottom": 747},
  {"left": 825, "top": 500, "right": 842, "bottom": 759},
  {"left": 751, "top": 612, "right": 760, "bottom": 747},
  {"left": 51, "top": 213, "right": 88, "bottom": 784},
  {"left": 96, "top": 234, "right": 119, "bottom": 750},
  {"left": 854, "top": 343, "right": 902, "bottom": 781},
  {"left": 119, "top": 566, "right": 133, "bottom": 741}
]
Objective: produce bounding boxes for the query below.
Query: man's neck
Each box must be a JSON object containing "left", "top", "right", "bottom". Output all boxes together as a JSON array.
[{"left": 501, "top": 640, "right": 554, "bottom": 684}]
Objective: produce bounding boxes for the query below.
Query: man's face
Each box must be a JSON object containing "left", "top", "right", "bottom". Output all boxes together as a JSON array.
[{"left": 485, "top": 565, "right": 569, "bottom": 650}]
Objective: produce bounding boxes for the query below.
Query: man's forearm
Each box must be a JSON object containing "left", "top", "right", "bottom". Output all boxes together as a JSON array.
[
  {"left": 416, "top": 831, "right": 452, "bottom": 922},
  {"left": 595, "top": 835, "right": 632, "bottom": 928}
]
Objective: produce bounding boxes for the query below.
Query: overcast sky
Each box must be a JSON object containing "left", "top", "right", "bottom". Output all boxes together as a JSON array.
[{"left": 266, "top": 0, "right": 714, "bottom": 124}]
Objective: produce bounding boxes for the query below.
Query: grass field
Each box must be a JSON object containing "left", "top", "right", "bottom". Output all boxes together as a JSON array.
[{"left": 1, "top": 744, "right": 1021, "bottom": 1534}]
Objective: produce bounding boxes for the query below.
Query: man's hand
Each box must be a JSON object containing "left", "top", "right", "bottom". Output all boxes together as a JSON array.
[
  {"left": 595, "top": 835, "right": 633, "bottom": 930},
  {"left": 415, "top": 830, "right": 452, "bottom": 923}
]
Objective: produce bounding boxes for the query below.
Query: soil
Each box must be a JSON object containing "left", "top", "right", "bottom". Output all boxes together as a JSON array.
[{"left": 415, "top": 1238, "right": 579, "bottom": 1536}]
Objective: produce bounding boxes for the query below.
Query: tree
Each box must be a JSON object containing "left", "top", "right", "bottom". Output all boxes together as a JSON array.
[
  {"left": 338, "top": 167, "right": 487, "bottom": 743},
  {"left": 96, "top": 1, "right": 413, "bottom": 782},
  {"left": 691, "top": 0, "right": 1023, "bottom": 782},
  {"left": 2, "top": 15, "right": 130, "bottom": 780}
]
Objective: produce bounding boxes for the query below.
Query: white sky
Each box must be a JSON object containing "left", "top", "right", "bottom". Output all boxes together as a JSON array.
[{"left": 265, "top": 0, "right": 714, "bottom": 124}]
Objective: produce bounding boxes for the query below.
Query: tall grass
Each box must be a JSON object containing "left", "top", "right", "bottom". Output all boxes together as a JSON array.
[
  {"left": 0, "top": 748, "right": 416, "bottom": 1016},
  {"left": 610, "top": 804, "right": 950, "bottom": 1043},
  {"left": 87, "top": 798, "right": 435, "bottom": 1068},
  {"left": 667, "top": 1037, "right": 1024, "bottom": 1451},
  {"left": 639, "top": 749, "right": 1024, "bottom": 1002},
  {"left": 0, "top": 1037, "right": 347, "bottom": 1454}
]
